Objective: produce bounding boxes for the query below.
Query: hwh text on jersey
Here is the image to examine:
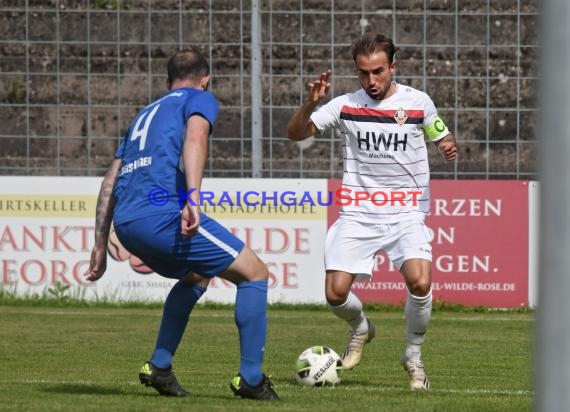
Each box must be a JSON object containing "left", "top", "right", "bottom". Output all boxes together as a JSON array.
[{"left": 357, "top": 131, "right": 407, "bottom": 152}]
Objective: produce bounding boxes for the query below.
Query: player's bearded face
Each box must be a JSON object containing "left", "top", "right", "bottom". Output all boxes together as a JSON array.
[{"left": 356, "top": 51, "right": 395, "bottom": 101}]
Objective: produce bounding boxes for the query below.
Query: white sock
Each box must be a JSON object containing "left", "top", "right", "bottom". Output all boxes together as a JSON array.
[
  {"left": 329, "top": 291, "right": 368, "bottom": 334},
  {"left": 405, "top": 289, "right": 432, "bottom": 358}
]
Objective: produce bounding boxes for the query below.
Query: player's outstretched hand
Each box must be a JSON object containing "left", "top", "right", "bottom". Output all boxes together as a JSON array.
[
  {"left": 181, "top": 203, "right": 200, "bottom": 238},
  {"left": 84, "top": 245, "right": 107, "bottom": 282},
  {"left": 306, "top": 69, "right": 332, "bottom": 103}
]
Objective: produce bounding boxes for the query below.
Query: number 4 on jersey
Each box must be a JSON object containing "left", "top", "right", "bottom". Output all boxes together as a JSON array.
[{"left": 130, "top": 104, "right": 160, "bottom": 151}]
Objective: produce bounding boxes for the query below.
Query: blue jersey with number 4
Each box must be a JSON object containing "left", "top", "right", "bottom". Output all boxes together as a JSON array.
[{"left": 112, "top": 88, "right": 218, "bottom": 225}]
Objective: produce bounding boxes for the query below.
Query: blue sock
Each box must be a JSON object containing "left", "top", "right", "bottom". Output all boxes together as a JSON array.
[
  {"left": 150, "top": 281, "right": 207, "bottom": 369},
  {"left": 235, "top": 280, "right": 268, "bottom": 387}
]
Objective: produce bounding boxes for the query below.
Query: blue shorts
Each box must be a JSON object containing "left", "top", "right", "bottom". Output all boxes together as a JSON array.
[{"left": 114, "top": 212, "right": 245, "bottom": 279}]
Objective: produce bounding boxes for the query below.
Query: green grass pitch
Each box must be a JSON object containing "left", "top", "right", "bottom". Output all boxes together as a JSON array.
[{"left": 0, "top": 304, "right": 532, "bottom": 411}]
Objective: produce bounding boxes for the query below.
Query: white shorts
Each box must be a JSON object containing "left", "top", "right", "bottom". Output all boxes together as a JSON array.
[{"left": 324, "top": 217, "right": 432, "bottom": 279}]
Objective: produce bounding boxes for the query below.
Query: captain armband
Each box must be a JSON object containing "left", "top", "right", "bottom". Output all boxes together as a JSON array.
[{"left": 423, "top": 116, "right": 448, "bottom": 141}]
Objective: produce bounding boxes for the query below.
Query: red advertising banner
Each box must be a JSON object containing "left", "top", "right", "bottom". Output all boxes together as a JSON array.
[{"left": 327, "top": 180, "right": 529, "bottom": 308}]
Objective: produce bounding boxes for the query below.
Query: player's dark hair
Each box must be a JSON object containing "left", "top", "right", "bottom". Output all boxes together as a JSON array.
[
  {"left": 167, "top": 48, "right": 210, "bottom": 84},
  {"left": 350, "top": 32, "right": 397, "bottom": 65}
]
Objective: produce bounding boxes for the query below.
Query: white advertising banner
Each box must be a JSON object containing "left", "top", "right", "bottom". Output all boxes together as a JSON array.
[{"left": 0, "top": 177, "right": 327, "bottom": 304}]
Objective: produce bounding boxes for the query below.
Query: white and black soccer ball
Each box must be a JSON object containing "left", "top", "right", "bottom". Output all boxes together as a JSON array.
[{"left": 295, "top": 346, "right": 343, "bottom": 387}]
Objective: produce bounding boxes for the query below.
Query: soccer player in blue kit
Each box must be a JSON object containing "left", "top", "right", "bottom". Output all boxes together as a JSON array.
[{"left": 84, "top": 49, "right": 279, "bottom": 401}]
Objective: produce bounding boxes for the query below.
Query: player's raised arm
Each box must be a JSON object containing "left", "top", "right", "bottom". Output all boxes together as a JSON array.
[
  {"left": 85, "top": 157, "right": 122, "bottom": 281},
  {"left": 287, "top": 69, "right": 332, "bottom": 141},
  {"left": 435, "top": 133, "right": 457, "bottom": 161}
]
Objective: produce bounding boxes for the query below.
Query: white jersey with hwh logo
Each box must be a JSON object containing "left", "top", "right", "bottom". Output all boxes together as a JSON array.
[{"left": 311, "top": 83, "right": 448, "bottom": 223}]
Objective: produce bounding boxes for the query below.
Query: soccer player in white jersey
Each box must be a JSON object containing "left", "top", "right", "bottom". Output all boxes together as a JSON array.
[{"left": 287, "top": 32, "right": 457, "bottom": 390}]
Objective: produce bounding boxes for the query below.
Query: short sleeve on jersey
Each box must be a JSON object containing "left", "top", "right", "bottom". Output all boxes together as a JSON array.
[
  {"left": 114, "top": 129, "right": 130, "bottom": 159},
  {"left": 423, "top": 116, "right": 449, "bottom": 141},
  {"left": 421, "top": 94, "right": 449, "bottom": 142},
  {"left": 184, "top": 91, "right": 219, "bottom": 130},
  {"left": 310, "top": 96, "right": 343, "bottom": 132}
]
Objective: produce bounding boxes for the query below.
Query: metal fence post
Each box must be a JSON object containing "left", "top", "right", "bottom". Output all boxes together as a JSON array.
[
  {"left": 251, "top": 0, "right": 263, "bottom": 177},
  {"left": 536, "top": 1, "right": 570, "bottom": 410}
]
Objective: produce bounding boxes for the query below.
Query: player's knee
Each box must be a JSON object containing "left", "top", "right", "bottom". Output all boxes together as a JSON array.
[
  {"left": 325, "top": 286, "right": 349, "bottom": 306},
  {"left": 326, "top": 296, "right": 346, "bottom": 306},
  {"left": 248, "top": 260, "right": 269, "bottom": 282},
  {"left": 408, "top": 277, "right": 431, "bottom": 297},
  {"left": 181, "top": 272, "right": 210, "bottom": 287}
]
